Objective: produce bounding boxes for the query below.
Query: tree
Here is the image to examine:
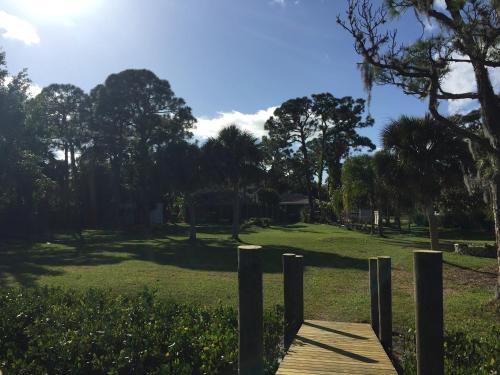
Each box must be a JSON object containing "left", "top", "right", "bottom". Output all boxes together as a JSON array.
[
  {"left": 372, "top": 150, "right": 409, "bottom": 231},
  {"left": 157, "top": 141, "right": 202, "bottom": 241},
  {"left": 382, "top": 115, "right": 468, "bottom": 250},
  {"left": 257, "top": 187, "right": 281, "bottom": 219},
  {"left": 203, "top": 125, "right": 262, "bottom": 240},
  {"left": 338, "top": 0, "right": 500, "bottom": 297},
  {"left": 341, "top": 155, "right": 376, "bottom": 233},
  {"left": 310, "top": 93, "right": 375, "bottom": 198},
  {"left": 265, "top": 97, "right": 317, "bottom": 221},
  {"left": 29, "top": 84, "right": 90, "bottom": 232},
  {"left": 0, "top": 53, "right": 53, "bottom": 238},
  {"left": 261, "top": 135, "right": 293, "bottom": 193},
  {"left": 90, "top": 69, "right": 195, "bottom": 226}
]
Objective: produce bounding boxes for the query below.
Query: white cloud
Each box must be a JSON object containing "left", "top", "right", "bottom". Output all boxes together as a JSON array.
[
  {"left": 441, "top": 57, "right": 477, "bottom": 114},
  {"left": 433, "top": 0, "right": 447, "bottom": 10},
  {"left": 421, "top": 1, "right": 447, "bottom": 31},
  {"left": 4, "top": 75, "right": 42, "bottom": 97},
  {"left": 194, "top": 107, "right": 276, "bottom": 140},
  {"left": 441, "top": 55, "right": 500, "bottom": 114},
  {"left": 0, "top": 11, "right": 40, "bottom": 45},
  {"left": 271, "top": 0, "right": 286, "bottom": 5},
  {"left": 27, "top": 82, "right": 42, "bottom": 97},
  {"left": 423, "top": 17, "right": 437, "bottom": 31}
]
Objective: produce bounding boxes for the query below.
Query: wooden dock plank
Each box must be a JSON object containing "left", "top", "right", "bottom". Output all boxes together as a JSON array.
[{"left": 276, "top": 320, "right": 397, "bottom": 375}]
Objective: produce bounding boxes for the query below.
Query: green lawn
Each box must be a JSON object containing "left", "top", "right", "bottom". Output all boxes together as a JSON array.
[{"left": 0, "top": 223, "right": 498, "bottom": 334}]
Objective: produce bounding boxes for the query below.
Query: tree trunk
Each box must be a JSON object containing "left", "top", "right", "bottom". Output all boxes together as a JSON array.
[
  {"left": 317, "top": 128, "right": 327, "bottom": 200},
  {"left": 137, "top": 139, "right": 150, "bottom": 228},
  {"left": 64, "top": 146, "right": 69, "bottom": 183},
  {"left": 299, "top": 137, "right": 315, "bottom": 222},
  {"left": 426, "top": 205, "right": 440, "bottom": 251},
  {"left": 88, "top": 156, "right": 98, "bottom": 227},
  {"left": 188, "top": 198, "right": 197, "bottom": 241},
  {"left": 232, "top": 182, "right": 240, "bottom": 240},
  {"left": 111, "top": 157, "right": 122, "bottom": 227},
  {"left": 395, "top": 215, "right": 401, "bottom": 231},
  {"left": 64, "top": 145, "right": 70, "bottom": 230},
  {"left": 490, "top": 179, "right": 500, "bottom": 300},
  {"left": 394, "top": 205, "right": 401, "bottom": 231},
  {"left": 378, "top": 209, "right": 384, "bottom": 237},
  {"left": 70, "top": 143, "right": 82, "bottom": 236},
  {"left": 317, "top": 162, "right": 324, "bottom": 200},
  {"left": 370, "top": 202, "right": 375, "bottom": 235},
  {"left": 70, "top": 144, "right": 77, "bottom": 182}
]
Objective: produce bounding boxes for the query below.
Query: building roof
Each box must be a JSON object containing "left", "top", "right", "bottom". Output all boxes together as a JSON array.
[{"left": 279, "top": 193, "right": 309, "bottom": 206}]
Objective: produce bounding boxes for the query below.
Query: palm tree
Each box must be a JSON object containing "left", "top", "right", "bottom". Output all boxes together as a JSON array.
[
  {"left": 382, "top": 115, "right": 468, "bottom": 250},
  {"left": 203, "top": 125, "right": 262, "bottom": 240}
]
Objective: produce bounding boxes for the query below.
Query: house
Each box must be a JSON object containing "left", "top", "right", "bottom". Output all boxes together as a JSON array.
[
  {"left": 279, "top": 193, "right": 309, "bottom": 222},
  {"left": 346, "top": 208, "right": 373, "bottom": 224}
]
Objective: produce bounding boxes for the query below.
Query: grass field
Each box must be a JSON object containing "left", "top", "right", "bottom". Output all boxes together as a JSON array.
[{"left": 0, "top": 223, "right": 498, "bottom": 334}]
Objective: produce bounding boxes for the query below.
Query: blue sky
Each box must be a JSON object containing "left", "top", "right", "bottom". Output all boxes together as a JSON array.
[{"left": 0, "top": 0, "right": 480, "bottom": 146}]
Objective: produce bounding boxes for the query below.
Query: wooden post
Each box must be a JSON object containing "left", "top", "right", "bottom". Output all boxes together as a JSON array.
[
  {"left": 283, "top": 253, "right": 297, "bottom": 348},
  {"left": 295, "top": 255, "right": 304, "bottom": 328},
  {"left": 414, "top": 250, "right": 444, "bottom": 375},
  {"left": 377, "top": 256, "right": 392, "bottom": 353},
  {"left": 238, "top": 245, "right": 263, "bottom": 375},
  {"left": 369, "top": 257, "right": 379, "bottom": 336}
]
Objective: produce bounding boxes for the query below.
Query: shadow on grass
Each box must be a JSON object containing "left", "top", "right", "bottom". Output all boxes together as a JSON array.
[
  {"left": 443, "top": 260, "right": 497, "bottom": 276},
  {"left": 0, "top": 224, "right": 368, "bottom": 288},
  {"left": 379, "top": 238, "right": 454, "bottom": 252},
  {"left": 381, "top": 226, "right": 495, "bottom": 242},
  {"left": 268, "top": 224, "right": 325, "bottom": 234}
]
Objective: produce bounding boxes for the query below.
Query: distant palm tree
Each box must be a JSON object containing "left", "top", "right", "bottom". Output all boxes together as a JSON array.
[
  {"left": 382, "top": 115, "right": 468, "bottom": 250},
  {"left": 203, "top": 125, "right": 262, "bottom": 240}
]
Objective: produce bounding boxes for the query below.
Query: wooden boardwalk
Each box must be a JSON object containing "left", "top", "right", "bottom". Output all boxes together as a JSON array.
[{"left": 276, "top": 320, "right": 397, "bottom": 375}]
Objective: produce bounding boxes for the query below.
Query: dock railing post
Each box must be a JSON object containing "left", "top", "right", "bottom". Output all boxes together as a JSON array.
[
  {"left": 283, "top": 253, "right": 297, "bottom": 348},
  {"left": 377, "top": 256, "right": 392, "bottom": 353},
  {"left": 238, "top": 245, "right": 263, "bottom": 375},
  {"left": 369, "top": 257, "right": 379, "bottom": 337},
  {"left": 414, "top": 250, "right": 444, "bottom": 375},
  {"left": 295, "top": 255, "right": 304, "bottom": 329}
]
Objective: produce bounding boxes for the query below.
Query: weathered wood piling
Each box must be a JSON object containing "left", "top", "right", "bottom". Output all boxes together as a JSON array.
[
  {"left": 283, "top": 253, "right": 304, "bottom": 348},
  {"left": 237, "top": 245, "right": 263, "bottom": 375},
  {"left": 377, "top": 256, "right": 392, "bottom": 353},
  {"left": 369, "top": 257, "right": 379, "bottom": 337},
  {"left": 414, "top": 250, "right": 444, "bottom": 375}
]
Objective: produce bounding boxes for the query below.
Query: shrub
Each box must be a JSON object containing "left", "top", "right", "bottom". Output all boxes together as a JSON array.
[
  {"left": 240, "top": 217, "right": 272, "bottom": 229},
  {"left": 0, "top": 287, "right": 284, "bottom": 374},
  {"left": 397, "top": 325, "right": 499, "bottom": 374},
  {"left": 300, "top": 206, "right": 310, "bottom": 223},
  {"left": 315, "top": 199, "right": 337, "bottom": 223}
]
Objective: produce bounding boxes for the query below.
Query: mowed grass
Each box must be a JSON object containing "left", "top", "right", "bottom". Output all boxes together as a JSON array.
[{"left": 0, "top": 223, "right": 498, "bottom": 334}]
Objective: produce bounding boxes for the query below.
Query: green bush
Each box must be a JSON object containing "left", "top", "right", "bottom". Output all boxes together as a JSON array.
[
  {"left": 0, "top": 287, "right": 284, "bottom": 374},
  {"left": 240, "top": 217, "right": 272, "bottom": 229},
  {"left": 397, "top": 326, "right": 499, "bottom": 374},
  {"left": 299, "top": 207, "right": 310, "bottom": 223}
]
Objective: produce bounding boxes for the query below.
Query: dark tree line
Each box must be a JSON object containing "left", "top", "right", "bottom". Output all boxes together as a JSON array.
[
  {"left": 1, "top": 49, "right": 375, "bottom": 241},
  {"left": 0, "top": 53, "right": 196, "bottom": 238}
]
